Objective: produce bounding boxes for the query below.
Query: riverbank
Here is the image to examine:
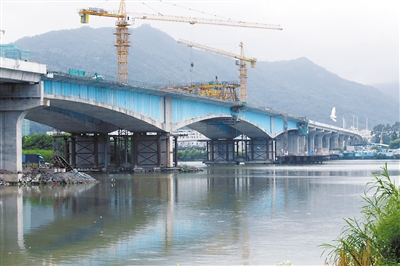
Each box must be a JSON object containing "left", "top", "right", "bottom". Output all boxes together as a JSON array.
[
  {"left": 0, "top": 163, "right": 204, "bottom": 186},
  {"left": 0, "top": 167, "right": 98, "bottom": 186}
]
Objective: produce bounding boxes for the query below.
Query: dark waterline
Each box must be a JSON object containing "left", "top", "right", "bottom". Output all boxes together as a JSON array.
[{"left": 1, "top": 160, "right": 399, "bottom": 265}]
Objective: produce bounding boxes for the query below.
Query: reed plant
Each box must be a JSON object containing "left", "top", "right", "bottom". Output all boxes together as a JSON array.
[{"left": 321, "top": 163, "right": 400, "bottom": 265}]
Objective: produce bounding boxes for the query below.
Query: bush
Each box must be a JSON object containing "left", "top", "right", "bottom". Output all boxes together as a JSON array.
[
  {"left": 22, "top": 134, "right": 53, "bottom": 150},
  {"left": 322, "top": 163, "right": 400, "bottom": 265}
]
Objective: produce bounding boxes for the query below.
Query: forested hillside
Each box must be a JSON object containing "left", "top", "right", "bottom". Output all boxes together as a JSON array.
[{"left": 15, "top": 24, "right": 399, "bottom": 129}]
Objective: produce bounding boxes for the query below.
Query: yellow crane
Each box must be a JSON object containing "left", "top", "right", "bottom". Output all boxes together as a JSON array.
[
  {"left": 178, "top": 39, "right": 256, "bottom": 103},
  {"left": 78, "top": 0, "right": 282, "bottom": 83}
]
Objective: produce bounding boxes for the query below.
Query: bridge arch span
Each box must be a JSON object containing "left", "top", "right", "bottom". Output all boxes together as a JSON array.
[
  {"left": 35, "top": 95, "right": 166, "bottom": 133},
  {"left": 174, "top": 115, "right": 275, "bottom": 140}
]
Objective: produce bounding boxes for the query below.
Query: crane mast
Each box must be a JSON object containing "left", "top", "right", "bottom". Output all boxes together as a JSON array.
[
  {"left": 115, "top": 0, "right": 130, "bottom": 83},
  {"left": 79, "top": 0, "right": 282, "bottom": 83},
  {"left": 178, "top": 39, "right": 256, "bottom": 103}
]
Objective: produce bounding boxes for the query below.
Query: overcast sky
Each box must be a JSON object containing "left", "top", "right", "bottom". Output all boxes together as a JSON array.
[{"left": 1, "top": 0, "right": 398, "bottom": 86}]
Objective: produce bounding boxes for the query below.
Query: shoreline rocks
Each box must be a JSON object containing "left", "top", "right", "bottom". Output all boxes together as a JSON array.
[{"left": 0, "top": 167, "right": 98, "bottom": 186}]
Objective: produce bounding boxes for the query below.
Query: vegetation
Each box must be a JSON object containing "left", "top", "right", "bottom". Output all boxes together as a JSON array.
[
  {"left": 22, "top": 134, "right": 54, "bottom": 162},
  {"left": 389, "top": 139, "right": 400, "bottom": 149},
  {"left": 371, "top": 122, "right": 400, "bottom": 145},
  {"left": 22, "top": 134, "right": 53, "bottom": 150},
  {"left": 177, "top": 148, "right": 206, "bottom": 161},
  {"left": 322, "top": 163, "right": 400, "bottom": 265}
]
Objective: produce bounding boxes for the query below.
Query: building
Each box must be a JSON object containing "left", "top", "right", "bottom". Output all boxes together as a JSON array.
[{"left": 175, "top": 129, "right": 208, "bottom": 149}]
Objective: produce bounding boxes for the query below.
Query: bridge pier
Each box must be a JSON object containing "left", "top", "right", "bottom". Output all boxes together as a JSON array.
[
  {"left": 205, "top": 137, "right": 275, "bottom": 164},
  {"left": 330, "top": 133, "right": 339, "bottom": 150},
  {"left": 56, "top": 132, "right": 174, "bottom": 170},
  {"left": 206, "top": 139, "right": 235, "bottom": 163},
  {"left": 0, "top": 83, "right": 49, "bottom": 179}
]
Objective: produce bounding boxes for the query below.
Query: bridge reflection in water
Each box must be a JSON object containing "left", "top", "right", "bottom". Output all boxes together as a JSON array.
[{"left": 1, "top": 161, "right": 391, "bottom": 265}]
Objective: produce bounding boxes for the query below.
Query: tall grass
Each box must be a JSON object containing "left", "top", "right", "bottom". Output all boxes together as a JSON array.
[{"left": 321, "top": 163, "right": 400, "bottom": 265}]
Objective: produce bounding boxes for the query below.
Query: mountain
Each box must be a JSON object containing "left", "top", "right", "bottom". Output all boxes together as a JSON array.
[
  {"left": 371, "top": 81, "right": 399, "bottom": 99},
  {"left": 14, "top": 25, "right": 399, "bottom": 129}
]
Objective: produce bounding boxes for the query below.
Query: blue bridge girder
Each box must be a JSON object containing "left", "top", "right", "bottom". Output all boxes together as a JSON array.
[{"left": 25, "top": 74, "right": 305, "bottom": 140}]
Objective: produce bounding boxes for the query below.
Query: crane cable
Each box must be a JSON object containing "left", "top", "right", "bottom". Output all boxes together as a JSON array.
[
  {"left": 136, "top": 0, "right": 233, "bottom": 20},
  {"left": 157, "top": 0, "right": 233, "bottom": 21}
]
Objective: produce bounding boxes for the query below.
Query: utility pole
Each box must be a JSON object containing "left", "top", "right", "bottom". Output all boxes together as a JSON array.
[
  {"left": 352, "top": 115, "right": 358, "bottom": 130},
  {"left": 0, "top": 29, "right": 5, "bottom": 44}
]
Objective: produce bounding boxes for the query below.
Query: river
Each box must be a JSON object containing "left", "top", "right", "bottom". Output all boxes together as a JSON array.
[{"left": 1, "top": 160, "right": 399, "bottom": 265}]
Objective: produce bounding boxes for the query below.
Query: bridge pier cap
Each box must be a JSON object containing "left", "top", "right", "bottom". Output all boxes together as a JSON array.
[
  {"left": 0, "top": 58, "right": 47, "bottom": 176},
  {"left": 0, "top": 57, "right": 46, "bottom": 83}
]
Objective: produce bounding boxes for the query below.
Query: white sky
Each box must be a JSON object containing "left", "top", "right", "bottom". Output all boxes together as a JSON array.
[{"left": 1, "top": 0, "right": 398, "bottom": 85}]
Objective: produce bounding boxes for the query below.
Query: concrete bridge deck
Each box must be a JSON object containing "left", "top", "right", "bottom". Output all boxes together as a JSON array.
[{"left": 1, "top": 58, "right": 362, "bottom": 179}]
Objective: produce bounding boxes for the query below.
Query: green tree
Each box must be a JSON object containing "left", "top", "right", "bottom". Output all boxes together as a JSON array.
[
  {"left": 322, "top": 163, "right": 400, "bottom": 265},
  {"left": 178, "top": 148, "right": 206, "bottom": 161},
  {"left": 389, "top": 138, "right": 400, "bottom": 149},
  {"left": 391, "top": 122, "right": 400, "bottom": 131},
  {"left": 371, "top": 122, "right": 400, "bottom": 144},
  {"left": 22, "top": 134, "right": 53, "bottom": 150}
]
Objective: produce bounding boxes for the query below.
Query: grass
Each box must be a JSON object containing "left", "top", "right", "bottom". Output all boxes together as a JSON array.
[{"left": 321, "top": 163, "right": 400, "bottom": 265}]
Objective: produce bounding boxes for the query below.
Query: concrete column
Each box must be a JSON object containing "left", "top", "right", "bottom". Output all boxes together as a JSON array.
[
  {"left": 343, "top": 135, "right": 350, "bottom": 148},
  {"left": 0, "top": 82, "right": 49, "bottom": 178},
  {"left": 174, "top": 136, "right": 178, "bottom": 167},
  {"left": 314, "top": 132, "right": 325, "bottom": 154},
  {"left": 0, "top": 111, "right": 25, "bottom": 173},
  {"left": 299, "top": 135, "right": 307, "bottom": 155},
  {"left": 287, "top": 132, "right": 299, "bottom": 155},
  {"left": 338, "top": 135, "right": 345, "bottom": 149},
  {"left": 307, "top": 130, "right": 319, "bottom": 154},
  {"left": 323, "top": 134, "right": 331, "bottom": 150},
  {"left": 331, "top": 133, "right": 339, "bottom": 150}
]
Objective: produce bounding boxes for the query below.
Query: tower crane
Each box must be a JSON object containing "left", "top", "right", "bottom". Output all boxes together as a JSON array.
[
  {"left": 178, "top": 39, "right": 256, "bottom": 104},
  {"left": 78, "top": 0, "right": 282, "bottom": 83}
]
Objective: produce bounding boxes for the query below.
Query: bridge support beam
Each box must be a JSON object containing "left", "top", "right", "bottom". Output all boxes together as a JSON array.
[
  {"left": 206, "top": 139, "right": 235, "bottom": 163},
  {"left": 57, "top": 132, "right": 174, "bottom": 170},
  {"left": 205, "top": 137, "right": 275, "bottom": 164},
  {"left": 0, "top": 82, "right": 49, "bottom": 181},
  {"left": 248, "top": 138, "right": 275, "bottom": 162},
  {"left": 133, "top": 133, "right": 172, "bottom": 168}
]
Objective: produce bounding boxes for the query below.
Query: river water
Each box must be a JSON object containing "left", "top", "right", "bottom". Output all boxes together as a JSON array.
[{"left": 1, "top": 160, "right": 399, "bottom": 266}]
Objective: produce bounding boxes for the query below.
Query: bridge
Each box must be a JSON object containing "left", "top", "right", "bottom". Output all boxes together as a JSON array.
[{"left": 0, "top": 58, "right": 362, "bottom": 180}]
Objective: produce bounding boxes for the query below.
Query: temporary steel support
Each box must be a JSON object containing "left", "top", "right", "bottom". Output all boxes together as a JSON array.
[{"left": 55, "top": 132, "right": 173, "bottom": 170}]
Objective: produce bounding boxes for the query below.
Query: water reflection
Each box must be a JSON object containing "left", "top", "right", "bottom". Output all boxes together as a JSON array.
[{"left": 0, "top": 160, "right": 399, "bottom": 265}]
